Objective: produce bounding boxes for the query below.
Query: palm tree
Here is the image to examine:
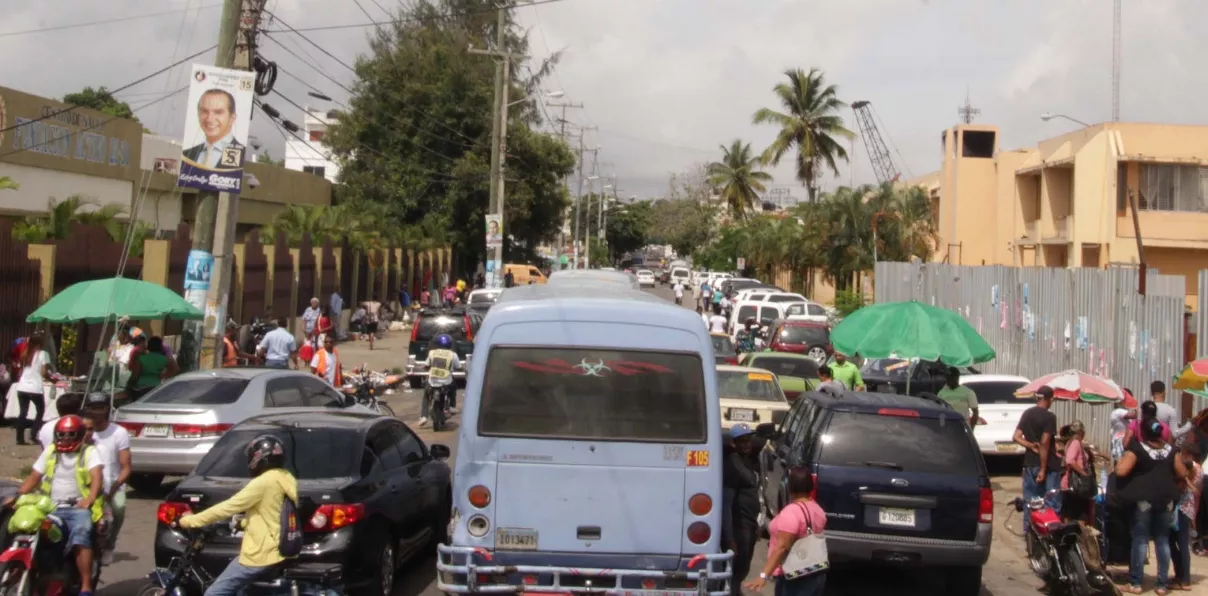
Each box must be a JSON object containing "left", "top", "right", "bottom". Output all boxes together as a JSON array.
[
  {"left": 753, "top": 68, "right": 855, "bottom": 201},
  {"left": 707, "top": 140, "right": 773, "bottom": 220},
  {"left": 0, "top": 176, "right": 18, "bottom": 191},
  {"left": 12, "top": 195, "right": 127, "bottom": 243}
]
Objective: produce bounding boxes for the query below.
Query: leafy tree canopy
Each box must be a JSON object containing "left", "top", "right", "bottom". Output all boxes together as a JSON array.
[{"left": 63, "top": 87, "right": 140, "bottom": 123}]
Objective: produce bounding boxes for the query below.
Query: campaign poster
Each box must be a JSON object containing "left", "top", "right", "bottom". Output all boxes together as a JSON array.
[
  {"left": 185, "top": 249, "right": 214, "bottom": 291},
  {"left": 485, "top": 214, "right": 503, "bottom": 250},
  {"left": 176, "top": 64, "right": 255, "bottom": 193}
]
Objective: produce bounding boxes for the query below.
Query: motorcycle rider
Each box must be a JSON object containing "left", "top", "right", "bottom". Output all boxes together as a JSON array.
[
  {"left": 8, "top": 415, "right": 104, "bottom": 596},
  {"left": 419, "top": 333, "right": 461, "bottom": 428},
  {"left": 177, "top": 435, "right": 299, "bottom": 596},
  {"left": 81, "top": 392, "right": 132, "bottom": 566}
]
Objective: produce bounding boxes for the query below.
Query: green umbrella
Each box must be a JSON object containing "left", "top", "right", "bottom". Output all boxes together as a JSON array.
[
  {"left": 28, "top": 277, "right": 204, "bottom": 324},
  {"left": 830, "top": 300, "right": 996, "bottom": 367}
]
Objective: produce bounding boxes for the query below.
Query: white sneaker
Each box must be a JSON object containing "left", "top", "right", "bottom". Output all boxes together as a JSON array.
[
  {"left": 101, "top": 549, "right": 114, "bottom": 566},
  {"left": 418, "top": 417, "right": 430, "bottom": 427}
]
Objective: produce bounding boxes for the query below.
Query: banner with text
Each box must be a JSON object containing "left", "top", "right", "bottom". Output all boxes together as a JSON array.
[{"left": 176, "top": 64, "right": 255, "bottom": 193}]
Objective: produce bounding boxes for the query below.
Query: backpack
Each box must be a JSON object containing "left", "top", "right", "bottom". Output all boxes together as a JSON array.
[{"left": 279, "top": 495, "right": 303, "bottom": 557}]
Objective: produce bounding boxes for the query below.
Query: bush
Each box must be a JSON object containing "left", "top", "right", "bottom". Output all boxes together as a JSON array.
[{"left": 834, "top": 290, "right": 865, "bottom": 318}]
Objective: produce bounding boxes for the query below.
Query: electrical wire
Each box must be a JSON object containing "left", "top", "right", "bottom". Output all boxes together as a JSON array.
[
  {"left": 0, "top": 44, "right": 216, "bottom": 135},
  {"left": 260, "top": 0, "right": 574, "bottom": 33},
  {"left": 0, "top": 3, "right": 223, "bottom": 38}
]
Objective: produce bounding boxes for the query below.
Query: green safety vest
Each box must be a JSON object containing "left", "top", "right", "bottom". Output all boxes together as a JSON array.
[
  {"left": 40, "top": 445, "right": 105, "bottom": 523},
  {"left": 428, "top": 349, "right": 456, "bottom": 381}
]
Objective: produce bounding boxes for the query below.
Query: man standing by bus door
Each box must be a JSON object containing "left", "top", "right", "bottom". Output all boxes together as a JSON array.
[{"left": 723, "top": 424, "right": 761, "bottom": 596}]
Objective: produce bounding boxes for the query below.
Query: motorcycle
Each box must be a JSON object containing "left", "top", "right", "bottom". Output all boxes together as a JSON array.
[
  {"left": 341, "top": 363, "right": 398, "bottom": 418},
  {"left": 1011, "top": 489, "right": 1113, "bottom": 596},
  {"left": 423, "top": 376, "right": 457, "bottom": 432},
  {"left": 141, "top": 521, "right": 342, "bottom": 595},
  {"left": 0, "top": 494, "right": 105, "bottom": 596}
]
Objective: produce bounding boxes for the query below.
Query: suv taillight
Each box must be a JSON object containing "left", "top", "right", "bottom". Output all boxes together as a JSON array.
[
  {"left": 410, "top": 320, "right": 420, "bottom": 343},
  {"left": 157, "top": 502, "right": 192, "bottom": 525},
  {"left": 978, "top": 487, "right": 993, "bottom": 523},
  {"left": 309, "top": 504, "right": 364, "bottom": 531},
  {"left": 464, "top": 316, "right": 473, "bottom": 341},
  {"left": 811, "top": 472, "right": 818, "bottom": 500}
]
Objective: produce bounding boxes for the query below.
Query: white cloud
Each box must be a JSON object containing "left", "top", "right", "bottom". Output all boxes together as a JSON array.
[{"left": 3, "top": 0, "right": 1207, "bottom": 199}]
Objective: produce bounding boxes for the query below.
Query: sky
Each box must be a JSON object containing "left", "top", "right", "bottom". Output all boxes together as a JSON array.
[{"left": 3, "top": 0, "right": 1207, "bottom": 202}]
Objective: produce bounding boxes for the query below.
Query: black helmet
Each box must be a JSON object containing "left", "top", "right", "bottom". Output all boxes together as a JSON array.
[
  {"left": 245, "top": 435, "right": 286, "bottom": 476},
  {"left": 83, "top": 392, "right": 111, "bottom": 410}
]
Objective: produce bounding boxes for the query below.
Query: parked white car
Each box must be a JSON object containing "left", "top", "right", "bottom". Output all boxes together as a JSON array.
[
  {"left": 782, "top": 301, "right": 831, "bottom": 325},
  {"left": 960, "top": 373, "right": 1032, "bottom": 456},
  {"left": 635, "top": 269, "right": 656, "bottom": 287}
]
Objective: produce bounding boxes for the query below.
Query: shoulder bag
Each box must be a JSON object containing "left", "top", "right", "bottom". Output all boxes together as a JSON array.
[{"left": 779, "top": 502, "right": 829, "bottom": 580}]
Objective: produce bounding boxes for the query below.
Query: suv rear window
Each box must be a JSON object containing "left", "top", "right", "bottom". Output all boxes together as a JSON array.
[
  {"left": 751, "top": 356, "right": 819, "bottom": 379},
  {"left": 818, "top": 412, "right": 980, "bottom": 476},
  {"left": 140, "top": 379, "right": 250, "bottom": 405},
  {"left": 778, "top": 325, "right": 829, "bottom": 345},
  {"left": 196, "top": 427, "right": 360, "bottom": 479},
  {"left": 415, "top": 314, "right": 468, "bottom": 342},
  {"left": 711, "top": 335, "right": 736, "bottom": 355},
  {"left": 963, "top": 380, "right": 1027, "bottom": 404},
  {"left": 479, "top": 347, "right": 707, "bottom": 443}
]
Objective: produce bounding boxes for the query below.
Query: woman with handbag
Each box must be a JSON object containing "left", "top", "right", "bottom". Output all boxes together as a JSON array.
[
  {"left": 743, "top": 466, "right": 827, "bottom": 596},
  {"left": 1062, "top": 421, "right": 1095, "bottom": 523}
]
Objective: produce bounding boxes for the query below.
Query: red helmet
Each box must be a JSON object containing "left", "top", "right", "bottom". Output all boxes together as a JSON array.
[{"left": 54, "top": 415, "right": 86, "bottom": 452}]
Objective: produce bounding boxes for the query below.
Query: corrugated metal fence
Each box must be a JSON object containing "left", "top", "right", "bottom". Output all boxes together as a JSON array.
[
  {"left": 1193, "top": 270, "right": 1208, "bottom": 414},
  {"left": 875, "top": 262, "right": 1187, "bottom": 450}
]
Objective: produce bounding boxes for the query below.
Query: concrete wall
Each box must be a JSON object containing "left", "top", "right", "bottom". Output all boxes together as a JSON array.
[{"left": 0, "top": 162, "right": 133, "bottom": 216}]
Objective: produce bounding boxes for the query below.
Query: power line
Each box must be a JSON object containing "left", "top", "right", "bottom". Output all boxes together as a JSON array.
[
  {"left": 596, "top": 128, "right": 715, "bottom": 154},
  {"left": 261, "top": 0, "right": 573, "bottom": 33},
  {"left": 0, "top": 3, "right": 222, "bottom": 38},
  {"left": 0, "top": 44, "right": 216, "bottom": 135}
]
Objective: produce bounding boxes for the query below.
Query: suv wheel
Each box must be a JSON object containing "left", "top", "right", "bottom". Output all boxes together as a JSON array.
[{"left": 944, "top": 566, "right": 982, "bottom": 595}]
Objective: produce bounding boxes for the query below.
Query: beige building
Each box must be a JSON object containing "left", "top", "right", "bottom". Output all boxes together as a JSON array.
[
  {"left": 909, "top": 121, "right": 1208, "bottom": 306},
  {"left": 0, "top": 85, "right": 331, "bottom": 237}
]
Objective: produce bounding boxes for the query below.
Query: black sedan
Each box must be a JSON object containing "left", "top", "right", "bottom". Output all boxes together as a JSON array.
[{"left": 154, "top": 411, "right": 452, "bottom": 596}]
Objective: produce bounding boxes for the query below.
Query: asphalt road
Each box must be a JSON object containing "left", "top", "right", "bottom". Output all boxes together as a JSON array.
[{"left": 95, "top": 283, "right": 1044, "bottom": 596}]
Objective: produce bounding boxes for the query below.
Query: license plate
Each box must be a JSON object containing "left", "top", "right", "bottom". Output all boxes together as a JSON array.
[
  {"left": 730, "top": 408, "right": 754, "bottom": 422},
  {"left": 142, "top": 425, "right": 170, "bottom": 438},
  {"left": 496, "top": 527, "right": 538, "bottom": 551},
  {"left": 995, "top": 442, "right": 1023, "bottom": 453},
  {"left": 878, "top": 507, "right": 916, "bottom": 527}
]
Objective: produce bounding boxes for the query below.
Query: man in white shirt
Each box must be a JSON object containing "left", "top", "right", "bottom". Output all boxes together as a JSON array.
[
  {"left": 82, "top": 393, "right": 132, "bottom": 565},
  {"left": 39, "top": 392, "right": 86, "bottom": 449},
  {"left": 673, "top": 281, "right": 685, "bottom": 306},
  {"left": 301, "top": 297, "right": 322, "bottom": 343},
  {"left": 309, "top": 335, "right": 341, "bottom": 386},
  {"left": 257, "top": 317, "right": 298, "bottom": 369},
  {"left": 709, "top": 310, "right": 728, "bottom": 333}
]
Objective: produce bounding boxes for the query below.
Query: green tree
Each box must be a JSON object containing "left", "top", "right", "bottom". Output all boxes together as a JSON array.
[
  {"left": 12, "top": 195, "right": 127, "bottom": 243},
  {"left": 604, "top": 200, "right": 654, "bottom": 262},
  {"left": 753, "top": 68, "right": 855, "bottom": 201},
  {"left": 0, "top": 176, "right": 18, "bottom": 191},
  {"left": 63, "top": 86, "right": 139, "bottom": 123},
  {"left": 255, "top": 151, "right": 284, "bottom": 166},
  {"left": 325, "top": 0, "right": 572, "bottom": 274},
  {"left": 707, "top": 139, "right": 772, "bottom": 220}
]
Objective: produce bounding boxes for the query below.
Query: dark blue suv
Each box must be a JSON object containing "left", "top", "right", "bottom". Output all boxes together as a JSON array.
[{"left": 756, "top": 389, "right": 991, "bottom": 594}]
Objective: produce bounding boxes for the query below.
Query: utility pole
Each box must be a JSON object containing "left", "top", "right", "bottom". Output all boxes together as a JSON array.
[
  {"left": 547, "top": 101, "right": 581, "bottom": 268},
  {"left": 470, "top": 4, "right": 525, "bottom": 287},
  {"left": 583, "top": 144, "right": 599, "bottom": 268},
  {"left": 181, "top": 0, "right": 266, "bottom": 371},
  {"left": 572, "top": 134, "right": 585, "bottom": 269}
]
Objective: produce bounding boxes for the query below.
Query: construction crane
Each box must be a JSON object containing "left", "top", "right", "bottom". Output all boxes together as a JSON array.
[{"left": 851, "top": 101, "right": 901, "bottom": 185}]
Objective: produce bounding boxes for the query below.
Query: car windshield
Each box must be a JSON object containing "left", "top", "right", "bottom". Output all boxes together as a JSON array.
[
  {"left": 195, "top": 427, "right": 361, "bottom": 479},
  {"left": 860, "top": 358, "right": 916, "bottom": 379},
  {"left": 818, "top": 412, "right": 980, "bottom": 476},
  {"left": 963, "top": 380, "right": 1028, "bottom": 404},
  {"left": 750, "top": 356, "right": 819, "bottom": 379},
  {"left": 478, "top": 347, "right": 707, "bottom": 442},
  {"left": 778, "top": 325, "right": 829, "bottom": 345},
  {"left": 415, "top": 314, "right": 467, "bottom": 342},
  {"left": 139, "top": 378, "right": 250, "bottom": 405},
  {"left": 716, "top": 370, "right": 786, "bottom": 403},
  {"left": 711, "top": 335, "right": 736, "bottom": 356}
]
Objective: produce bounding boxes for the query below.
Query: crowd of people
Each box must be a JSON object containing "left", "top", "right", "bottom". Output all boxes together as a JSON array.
[{"left": 1015, "top": 382, "right": 1207, "bottom": 594}]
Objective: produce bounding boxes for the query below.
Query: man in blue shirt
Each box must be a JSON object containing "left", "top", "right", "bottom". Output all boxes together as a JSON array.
[
  {"left": 256, "top": 318, "right": 297, "bottom": 369},
  {"left": 329, "top": 291, "right": 344, "bottom": 341}
]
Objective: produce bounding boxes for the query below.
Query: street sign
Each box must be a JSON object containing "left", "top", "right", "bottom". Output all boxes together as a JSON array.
[{"left": 736, "top": 257, "right": 746, "bottom": 271}]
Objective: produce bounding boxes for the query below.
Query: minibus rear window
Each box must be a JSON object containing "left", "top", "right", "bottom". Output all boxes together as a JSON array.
[{"left": 478, "top": 347, "right": 707, "bottom": 443}]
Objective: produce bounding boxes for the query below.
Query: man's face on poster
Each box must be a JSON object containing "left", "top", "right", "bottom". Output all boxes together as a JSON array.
[
  {"left": 198, "top": 91, "right": 235, "bottom": 144},
  {"left": 489, "top": 220, "right": 500, "bottom": 235}
]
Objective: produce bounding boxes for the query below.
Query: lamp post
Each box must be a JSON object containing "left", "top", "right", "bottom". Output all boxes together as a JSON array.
[{"left": 1040, "top": 112, "right": 1090, "bottom": 127}]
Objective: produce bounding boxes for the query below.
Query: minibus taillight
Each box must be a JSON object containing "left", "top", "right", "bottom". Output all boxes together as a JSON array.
[
  {"left": 688, "top": 494, "right": 712, "bottom": 516},
  {"left": 686, "top": 522, "right": 711, "bottom": 544},
  {"left": 468, "top": 485, "right": 491, "bottom": 508}
]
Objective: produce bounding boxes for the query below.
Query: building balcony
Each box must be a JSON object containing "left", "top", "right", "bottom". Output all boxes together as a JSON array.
[{"left": 1042, "top": 216, "right": 1069, "bottom": 244}]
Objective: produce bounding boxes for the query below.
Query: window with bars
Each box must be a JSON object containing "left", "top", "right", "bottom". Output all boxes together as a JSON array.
[
  {"left": 302, "top": 165, "right": 326, "bottom": 178},
  {"left": 1137, "top": 164, "right": 1208, "bottom": 212}
]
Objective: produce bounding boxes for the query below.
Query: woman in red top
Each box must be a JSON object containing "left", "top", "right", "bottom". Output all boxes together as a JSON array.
[{"left": 317, "top": 306, "right": 333, "bottom": 339}]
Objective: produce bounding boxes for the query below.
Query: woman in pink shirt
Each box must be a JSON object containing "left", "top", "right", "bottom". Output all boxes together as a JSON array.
[
  {"left": 743, "top": 466, "right": 828, "bottom": 596},
  {"left": 1061, "top": 421, "right": 1092, "bottom": 523}
]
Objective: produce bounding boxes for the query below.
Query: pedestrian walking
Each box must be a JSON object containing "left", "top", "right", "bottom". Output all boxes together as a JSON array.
[
  {"left": 723, "top": 424, "right": 761, "bottom": 596},
  {"left": 1115, "top": 418, "right": 1190, "bottom": 594},
  {"left": 816, "top": 365, "right": 846, "bottom": 392},
  {"left": 1060, "top": 421, "right": 1093, "bottom": 523},
  {"left": 1014, "top": 386, "right": 1062, "bottom": 529},
  {"left": 302, "top": 297, "right": 321, "bottom": 343},
  {"left": 936, "top": 366, "right": 979, "bottom": 428},
  {"left": 329, "top": 291, "right": 344, "bottom": 341},
  {"left": 743, "top": 466, "right": 828, "bottom": 596},
  {"left": 13, "top": 334, "right": 50, "bottom": 445},
  {"left": 1169, "top": 443, "right": 1202, "bottom": 591},
  {"left": 673, "top": 280, "right": 684, "bottom": 305},
  {"left": 828, "top": 352, "right": 864, "bottom": 392}
]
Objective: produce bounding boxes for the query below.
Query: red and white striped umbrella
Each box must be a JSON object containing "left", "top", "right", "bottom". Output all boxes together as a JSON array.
[{"left": 1014, "top": 369, "right": 1124, "bottom": 402}]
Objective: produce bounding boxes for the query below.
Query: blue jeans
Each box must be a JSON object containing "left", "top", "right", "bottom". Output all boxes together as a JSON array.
[
  {"left": 1170, "top": 511, "right": 1192, "bottom": 584},
  {"left": 1129, "top": 501, "right": 1172, "bottom": 589},
  {"left": 264, "top": 359, "right": 288, "bottom": 369},
  {"left": 1021, "top": 466, "right": 1061, "bottom": 533},
  {"left": 55, "top": 507, "right": 93, "bottom": 551},
  {"left": 774, "top": 572, "right": 826, "bottom": 596},
  {"left": 205, "top": 558, "right": 275, "bottom": 596}
]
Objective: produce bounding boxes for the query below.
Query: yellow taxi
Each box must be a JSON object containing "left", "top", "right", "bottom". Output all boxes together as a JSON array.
[{"left": 716, "top": 364, "right": 791, "bottom": 430}]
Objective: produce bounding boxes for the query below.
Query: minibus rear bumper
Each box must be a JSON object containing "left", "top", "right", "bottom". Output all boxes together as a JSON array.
[{"left": 437, "top": 545, "right": 733, "bottom": 595}]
